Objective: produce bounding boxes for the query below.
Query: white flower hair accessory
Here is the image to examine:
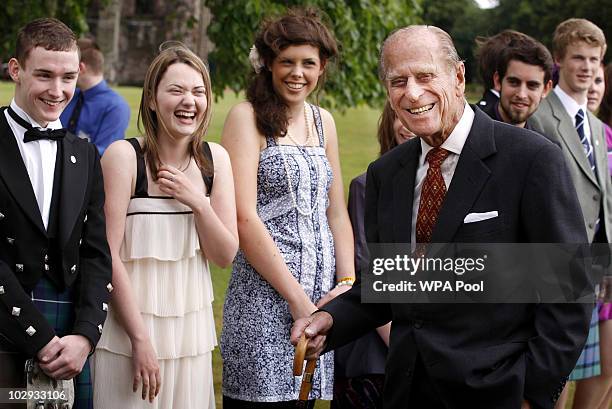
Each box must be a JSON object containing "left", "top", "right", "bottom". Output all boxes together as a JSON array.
[{"left": 249, "top": 45, "right": 265, "bottom": 74}]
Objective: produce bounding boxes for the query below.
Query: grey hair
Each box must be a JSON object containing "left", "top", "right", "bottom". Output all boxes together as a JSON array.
[{"left": 378, "top": 25, "right": 461, "bottom": 82}]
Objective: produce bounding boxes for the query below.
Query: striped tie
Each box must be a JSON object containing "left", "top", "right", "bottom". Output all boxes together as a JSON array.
[
  {"left": 576, "top": 109, "right": 596, "bottom": 171},
  {"left": 576, "top": 109, "right": 600, "bottom": 234}
]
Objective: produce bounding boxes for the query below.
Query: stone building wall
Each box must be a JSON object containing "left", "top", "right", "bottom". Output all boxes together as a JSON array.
[{"left": 88, "top": 0, "right": 213, "bottom": 85}]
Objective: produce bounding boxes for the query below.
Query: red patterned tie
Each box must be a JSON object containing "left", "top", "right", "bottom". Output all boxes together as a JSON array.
[{"left": 416, "top": 147, "right": 450, "bottom": 244}]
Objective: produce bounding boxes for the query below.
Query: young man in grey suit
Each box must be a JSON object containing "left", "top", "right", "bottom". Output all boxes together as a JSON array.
[
  {"left": 529, "top": 18, "right": 611, "bottom": 409},
  {"left": 530, "top": 18, "right": 610, "bottom": 244},
  {"left": 292, "top": 25, "right": 592, "bottom": 409}
]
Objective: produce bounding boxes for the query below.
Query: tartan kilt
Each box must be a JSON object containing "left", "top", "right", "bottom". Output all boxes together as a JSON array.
[
  {"left": 569, "top": 306, "right": 601, "bottom": 381},
  {"left": 30, "top": 276, "right": 93, "bottom": 409}
]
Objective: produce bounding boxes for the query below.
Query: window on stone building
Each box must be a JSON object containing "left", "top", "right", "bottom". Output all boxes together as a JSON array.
[{"left": 135, "top": 0, "right": 153, "bottom": 14}]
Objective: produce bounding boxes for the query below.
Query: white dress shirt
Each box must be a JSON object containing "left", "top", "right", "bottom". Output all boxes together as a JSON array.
[
  {"left": 4, "top": 100, "right": 61, "bottom": 230},
  {"left": 411, "top": 101, "right": 475, "bottom": 247},
  {"left": 553, "top": 85, "right": 592, "bottom": 145}
]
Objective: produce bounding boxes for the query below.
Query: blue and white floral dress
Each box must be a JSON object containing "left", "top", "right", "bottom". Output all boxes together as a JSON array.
[{"left": 221, "top": 103, "right": 336, "bottom": 402}]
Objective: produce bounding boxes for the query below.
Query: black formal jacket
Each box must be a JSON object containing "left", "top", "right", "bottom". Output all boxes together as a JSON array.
[
  {"left": 476, "top": 89, "right": 499, "bottom": 119},
  {"left": 0, "top": 108, "right": 112, "bottom": 357},
  {"left": 322, "top": 108, "right": 592, "bottom": 409}
]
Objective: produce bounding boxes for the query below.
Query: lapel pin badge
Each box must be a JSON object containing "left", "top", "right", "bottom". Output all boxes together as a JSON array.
[{"left": 70, "top": 155, "right": 77, "bottom": 164}]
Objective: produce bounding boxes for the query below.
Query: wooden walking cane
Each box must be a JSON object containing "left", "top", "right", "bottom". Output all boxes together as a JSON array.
[{"left": 293, "top": 333, "right": 317, "bottom": 406}]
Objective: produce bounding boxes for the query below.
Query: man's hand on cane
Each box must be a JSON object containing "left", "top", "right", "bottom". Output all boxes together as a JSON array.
[{"left": 290, "top": 311, "right": 334, "bottom": 360}]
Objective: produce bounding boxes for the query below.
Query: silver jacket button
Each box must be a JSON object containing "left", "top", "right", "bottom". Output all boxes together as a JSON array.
[
  {"left": 6, "top": 237, "right": 14, "bottom": 244},
  {"left": 70, "top": 265, "right": 77, "bottom": 274},
  {"left": 25, "top": 326, "right": 36, "bottom": 336},
  {"left": 98, "top": 324, "right": 103, "bottom": 334},
  {"left": 0, "top": 286, "right": 4, "bottom": 295},
  {"left": 15, "top": 264, "right": 23, "bottom": 272},
  {"left": 106, "top": 283, "right": 114, "bottom": 292},
  {"left": 44, "top": 264, "right": 49, "bottom": 271},
  {"left": 102, "top": 302, "right": 108, "bottom": 311},
  {"left": 11, "top": 307, "right": 20, "bottom": 316},
  {"left": 0, "top": 212, "right": 4, "bottom": 220}
]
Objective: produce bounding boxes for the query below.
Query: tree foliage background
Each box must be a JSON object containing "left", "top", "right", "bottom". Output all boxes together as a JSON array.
[
  {"left": 0, "top": 0, "right": 610, "bottom": 109},
  {"left": 426, "top": 0, "right": 612, "bottom": 84},
  {"left": 205, "top": 0, "right": 421, "bottom": 109},
  {"left": 486, "top": 0, "right": 611, "bottom": 59},
  {"left": 206, "top": 0, "right": 611, "bottom": 106},
  {"left": 0, "top": 0, "right": 90, "bottom": 62},
  {"left": 420, "top": 0, "right": 489, "bottom": 83}
]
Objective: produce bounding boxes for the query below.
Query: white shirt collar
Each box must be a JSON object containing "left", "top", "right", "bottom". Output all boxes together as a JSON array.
[
  {"left": 553, "top": 85, "right": 588, "bottom": 120},
  {"left": 489, "top": 89, "right": 500, "bottom": 98},
  {"left": 9, "top": 99, "right": 63, "bottom": 131},
  {"left": 420, "top": 101, "right": 474, "bottom": 162}
]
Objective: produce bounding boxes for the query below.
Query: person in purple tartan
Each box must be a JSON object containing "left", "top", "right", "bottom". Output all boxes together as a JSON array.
[{"left": 0, "top": 18, "right": 112, "bottom": 409}]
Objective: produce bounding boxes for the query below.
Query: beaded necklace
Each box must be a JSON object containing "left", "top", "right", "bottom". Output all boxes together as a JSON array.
[{"left": 279, "top": 103, "right": 323, "bottom": 217}]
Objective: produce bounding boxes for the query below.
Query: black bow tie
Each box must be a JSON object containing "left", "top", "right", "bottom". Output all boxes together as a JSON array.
[
  {"left": 23, "top": 128, "right": 66, "bottom": 143},
  {"left": 6, "top": 106, "right": 66, "bottom": 143}
]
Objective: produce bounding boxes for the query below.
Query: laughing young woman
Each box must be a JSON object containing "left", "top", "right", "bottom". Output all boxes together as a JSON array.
[
  {"left": 220, "top": 8, "right": 355, "bottom": 409},
  {"left": 93, "top": 43, "right": 238, "bottom": 409}
]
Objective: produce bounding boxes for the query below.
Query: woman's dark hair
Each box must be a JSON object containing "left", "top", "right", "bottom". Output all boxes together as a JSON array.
[
  {"left": 247, "top": 7, "right": 338, "bottom": 138},
  {"left": 599, "top": 63, "right": 612, "bottom": 126},
  {"left": 377, "top": 101, "right": 399, "bottom": 156}
]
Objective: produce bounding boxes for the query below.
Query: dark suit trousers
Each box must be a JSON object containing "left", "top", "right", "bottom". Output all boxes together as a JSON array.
[{"left": 409, "top": 355, "right": 447, "bottom": 409}]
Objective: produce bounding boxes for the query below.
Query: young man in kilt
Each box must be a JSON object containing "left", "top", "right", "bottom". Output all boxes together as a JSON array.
[{"left": 0, "top": 18, "right": 112, "bottom": 409}]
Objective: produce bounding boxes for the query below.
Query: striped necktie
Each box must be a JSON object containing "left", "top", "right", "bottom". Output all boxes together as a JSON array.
[
  {"left": 576, "top": 109, "right": 601, "bottom": 234},
  {"left": 576, "top": 109, "right": 596, "bottom": 171}
]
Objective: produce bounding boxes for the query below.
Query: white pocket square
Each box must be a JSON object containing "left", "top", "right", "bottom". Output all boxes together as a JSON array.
[{"left": 463, "top": 211, "right": 499, "bottom": 224}]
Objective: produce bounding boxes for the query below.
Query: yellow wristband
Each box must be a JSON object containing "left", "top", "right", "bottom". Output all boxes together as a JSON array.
[{"left": 336, "top": 277, "right": 355, "bottom": 286}]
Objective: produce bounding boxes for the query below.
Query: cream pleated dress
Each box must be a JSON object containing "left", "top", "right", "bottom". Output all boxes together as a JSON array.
[{"left": 93, "top": 139, "right": 216, "bottom": 409}]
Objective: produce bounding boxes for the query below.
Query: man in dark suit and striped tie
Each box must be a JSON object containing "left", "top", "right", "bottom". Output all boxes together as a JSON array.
[{"left": 292, "top": 24, "right": 592, "bottom": 409}]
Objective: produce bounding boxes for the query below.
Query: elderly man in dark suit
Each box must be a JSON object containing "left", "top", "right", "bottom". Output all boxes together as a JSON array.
[
  {"left": 292, "top": 25, "right": 592, "bottom": 409},
  {"left": 0, "top": 18, "right": 112, "bottom": 409}
]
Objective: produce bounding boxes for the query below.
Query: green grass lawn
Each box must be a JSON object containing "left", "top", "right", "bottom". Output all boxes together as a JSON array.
[{"left": 0, "top": 81, "right": 491, "bottom": 408}]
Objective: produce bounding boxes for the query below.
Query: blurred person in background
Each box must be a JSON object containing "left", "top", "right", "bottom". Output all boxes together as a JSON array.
[
  {"left": 60, "top": 38, "right": 129, "bottom": 155},
  {"left": 475, "top": 30, "right": 530, "bottom": 117},
  {"left": 489, "top": 33, "right": 553, "bottom": 129},
  {"left": 332, "top": 101, "right": 415, "bottom": 409}
]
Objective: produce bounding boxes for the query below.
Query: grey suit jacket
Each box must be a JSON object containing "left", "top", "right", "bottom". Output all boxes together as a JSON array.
[{"left": 530, "top": 92, "right": 612, "bottom": 243}]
